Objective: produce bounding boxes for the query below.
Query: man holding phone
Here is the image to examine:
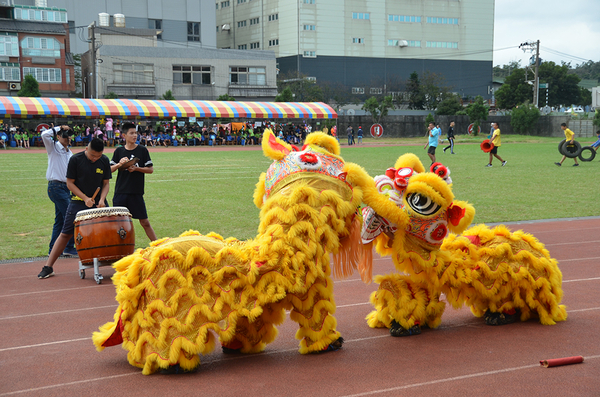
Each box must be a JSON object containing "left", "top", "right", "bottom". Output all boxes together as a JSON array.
[{"left": 110, "top": 122, "right": 157, "bottom": 242}]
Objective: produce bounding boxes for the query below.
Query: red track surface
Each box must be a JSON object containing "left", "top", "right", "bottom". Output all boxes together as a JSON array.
[{"left": 1, "top": 218, "right": 599, "bottom": 396}]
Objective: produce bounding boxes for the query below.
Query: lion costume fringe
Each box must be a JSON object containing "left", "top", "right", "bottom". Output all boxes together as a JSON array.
[
  {"left": 92, "top": 130, "right": 402, "bottom": 374},
  {"left": 351, "top": 154, "right": 567, "bottom": 336}
]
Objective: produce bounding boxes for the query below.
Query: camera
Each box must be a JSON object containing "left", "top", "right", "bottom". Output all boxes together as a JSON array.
[{"left": 57, "top": 126, "right": 74, "bottom": 139}]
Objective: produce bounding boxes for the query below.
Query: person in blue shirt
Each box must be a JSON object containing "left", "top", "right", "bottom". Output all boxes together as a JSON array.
[{"left": 423, "top": 122, "right": 439, "bottom": 164}]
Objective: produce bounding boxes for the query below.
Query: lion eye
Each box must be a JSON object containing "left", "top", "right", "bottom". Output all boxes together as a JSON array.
[{"left": 406, "top": 193, "right": 441, "bottom": 216}]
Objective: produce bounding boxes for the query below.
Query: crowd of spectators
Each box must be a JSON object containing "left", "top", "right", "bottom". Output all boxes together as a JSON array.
[{"left": 1, "top": 120, "right": 320, "bottom": 149}]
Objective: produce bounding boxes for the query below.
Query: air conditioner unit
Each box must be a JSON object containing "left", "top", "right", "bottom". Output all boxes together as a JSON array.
[
  {"left": 9, "top": 82, "right": 21, "bottom": 90},
  {"left": 221, "top": 24, "right": 231, "bottom": 31},
  {"left": 397, "top": 40, "right": 408, "bottom": 48}
]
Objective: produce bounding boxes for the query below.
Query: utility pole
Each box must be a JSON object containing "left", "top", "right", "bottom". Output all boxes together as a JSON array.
[
  {"left": 89, "top": 22, "right": 96, "bottom": 99},
  {"left": 519, "top": 40, "right": 541, "bottom": 107}
]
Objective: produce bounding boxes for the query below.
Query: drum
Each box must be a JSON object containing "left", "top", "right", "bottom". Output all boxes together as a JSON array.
[{"left": 74, "top": 207, "right": 135, "bottom": 264}]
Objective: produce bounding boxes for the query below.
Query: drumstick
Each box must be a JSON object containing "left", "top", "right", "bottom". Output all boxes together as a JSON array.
[{"left": 91, "top": 187, "right": 100, "bottom": 201}]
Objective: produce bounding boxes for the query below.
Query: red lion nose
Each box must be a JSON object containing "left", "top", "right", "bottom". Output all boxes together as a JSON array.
[{"left": 300, "top": 152, "right": 318, "bottom": 164}]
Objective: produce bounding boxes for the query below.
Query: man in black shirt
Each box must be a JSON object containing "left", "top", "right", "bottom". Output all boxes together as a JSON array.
[
  {"left": 38, "top": 138, "right": 111, "bottom": 279},
  {"left": 110, "top": 123, "right": 157, "bottom": 242},
  {"left": 443, "top": 121, "right": 456, "bottom": 154}
]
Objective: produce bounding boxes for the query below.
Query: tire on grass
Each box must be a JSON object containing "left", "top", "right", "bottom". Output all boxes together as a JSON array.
[{"left": 578, "top": 146, "right": 596, "bottom": 162}]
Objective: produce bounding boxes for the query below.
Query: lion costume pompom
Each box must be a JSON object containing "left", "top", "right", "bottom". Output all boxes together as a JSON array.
[
  {"left": 354, "top": 154, "right": 567, "bottom": 336},
  {"left": 92, "top": 129, "right": 402, "bottom": 374}
]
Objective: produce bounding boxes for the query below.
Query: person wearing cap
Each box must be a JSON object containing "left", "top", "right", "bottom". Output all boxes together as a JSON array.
[
  {"left": 41, "top": 125, "right": 77, "bottom": 257},
  {"left": 357, "top": 126, "right": 363, "bottom": 144}
]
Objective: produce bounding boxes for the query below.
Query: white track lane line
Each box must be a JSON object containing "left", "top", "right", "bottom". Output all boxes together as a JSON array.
[
  {"left": 0, "top": 305, "right": 117, "bottom": 321},
  {"left": 546, "top": 240, "right": 600, "bottom": 246},
  {"left": 338, "top": 355, "right": 600, "bottom": 397},
  {"left": 0, "top": 285, "right": 111, "bottom": 298}
]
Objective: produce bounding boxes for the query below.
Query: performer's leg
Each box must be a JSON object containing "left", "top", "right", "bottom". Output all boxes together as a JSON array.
[{"left": 289, "top": 278, "right": 342, "bottom": 353}]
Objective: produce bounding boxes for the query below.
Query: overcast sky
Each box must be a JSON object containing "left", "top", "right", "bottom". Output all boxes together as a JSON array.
[{"left": 493, "top": 0, "right": 599, "bottom": 67}]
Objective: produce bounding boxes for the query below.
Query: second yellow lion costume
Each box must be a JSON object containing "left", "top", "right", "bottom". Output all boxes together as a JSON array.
[{"left": 355, "top": 154, "right": 567, "bottom": 336}]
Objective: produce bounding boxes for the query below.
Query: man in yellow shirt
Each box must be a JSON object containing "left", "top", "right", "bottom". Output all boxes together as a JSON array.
[
  {"left": 485, "top": 122, "right": 507, "bottom": 167},
  {"left": 555, "top": 123, "right": 579, "bottom": 166}
]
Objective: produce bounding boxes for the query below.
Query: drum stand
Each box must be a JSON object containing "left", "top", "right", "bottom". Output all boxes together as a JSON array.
[{"left": 78, "top": 258, "right": 113, "bottom": 285}]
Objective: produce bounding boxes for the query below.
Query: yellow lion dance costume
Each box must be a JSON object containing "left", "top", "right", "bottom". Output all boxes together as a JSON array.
[
  {"left": 355, "top": 154, "right": 567, "bottom": 337},
  {"left": 92, "top": 130, "right": 402, "bottom": 374}
]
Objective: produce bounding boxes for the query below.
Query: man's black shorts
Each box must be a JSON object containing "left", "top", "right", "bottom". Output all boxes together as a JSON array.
[
  {"left": 490, "top": 146, "right": 498, "bottom": 154},
  {"left": 428, "top": 146, "right": 437, "bottom": 155},
  {"left": 113, "top": 194, "right": 148, "bottom": 219}
]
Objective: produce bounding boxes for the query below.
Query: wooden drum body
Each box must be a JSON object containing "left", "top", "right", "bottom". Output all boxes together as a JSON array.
[{"left": 74, "top": 207, "right": 135, "bottom": 264}]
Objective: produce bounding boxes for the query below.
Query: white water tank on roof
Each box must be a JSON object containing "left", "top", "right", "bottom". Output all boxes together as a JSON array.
[
  {"left": 114, "top": 13, "right": 125, "bottom": 27},
  {"left": 98, "top": 13, "right": 109, "bottom": 27}
]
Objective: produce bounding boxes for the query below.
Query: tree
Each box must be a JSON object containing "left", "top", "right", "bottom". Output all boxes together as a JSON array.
[
  {"left": 465, "top": 96, "right": 488, "bottom": 136},
  {"left": 362, "top": 95, "right": 394, "bottom": 124},
  {"left": 510, "top": 103, "right": 540, "bottom": 134},
  {"left": 217, "top": 93, "right": 236, "bottom": 101},
  {"left": 425, "top": 113, "right": 435, "bottom": 127},
  {"left": 493, "top": 61, "right": 522, "bottom": 79},
  {"left": 570, "top": 60, "right": 600, "bottom": 81},
  {"left": 276, "top": 71, "right": 323, "bottom": 102},
  {"left": 420, "top": 71, "right": 451, "bottom": 110},
  {"left": 593, "top": 110, "right": 600, "bottom": 128},
  {"left": 274, "top": 87, "right": 294, "bottom": 102},
  {"left": 72, "top": 53, "right": 82, "bottom": 97},
  {"left": 436, "top": 94, "right": 463, "bottom": 115},
  {"left": 494, "top": 69, "right": 532, "bottom": 109},
  {"left": 406, "top": 72, "right": 425, "bottom": 110},
  {"left": 161, "top": 90, "right": 175, "bottom": 100},
  {"left": 104, "top": 92, "right": 118, "bottom": 99},
  {"left": 579, "top": 87, "right": 592, "bottom": 106},
  {"left": 18, "top": 75, "right": 41, "bottom": 97},
  {"left": 319, "top": 81, "right": 357, "bottom": 111}
]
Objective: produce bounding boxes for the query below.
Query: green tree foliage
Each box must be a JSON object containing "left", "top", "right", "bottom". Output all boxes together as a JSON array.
[
  {"left": 436, "top": 94, "right": 463, "bottom": 115},
  {"left": 496, "top": 62, "right": 584, "bottom": 109},
  {"left": 217, "top": 94, "right": 236, "bottom": 101},
  {"left": 320, "top": 81, "right": 357, "bottom": 110},
  {"left": 406, "top": 71, "right": 425, "bottom": 110},
  {"left": 510, "top": 103, "right": 540, "bottom": 134},
  {"left": 274, "top": 86, "right": 294, "bottom": 102},
  {"left": 362, "top": 95, "right": 394, "bottom": 124},
  {"left": 493, "top": 61, "right": 522, "bottom": 79},
  {"left": 73, "top": 53, "right": 82, "bottom": 96},
  {"left": 425, "top": 113, "right": 435, "bottom": 127},
  {"left": 593, "top": 110, "right": 600, "bottom": 128},
  {"left": 104, "top": 92, "right": 118, "bottom": 99},
  {"left": 579, "top": 87, "right": 592, "bottom": 106},
  {"left": 18, "top": 75, "right": 41, "bottom": 97},
  {"left": 276, "top": 72, "right": 323, "bottom": 102},
  {"left": 420, "top": 71, "right": 451, "bottom": 110},
  {"left": 465, "top": 96, "right": 488, "bottom": 136},
  {"left": 570, "top": 60, "right": 600, "bottom": 81},
  {"left": 161, "top": 90, "right": 175, "bottom": 100}
]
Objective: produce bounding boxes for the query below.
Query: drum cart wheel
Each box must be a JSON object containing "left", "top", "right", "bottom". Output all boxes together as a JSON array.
[
  {"left": 79, "top": 269, "right": 85, "bottom": 279},
  {"left": 78, "top": 258, "right": 110, "bottom": 285}
]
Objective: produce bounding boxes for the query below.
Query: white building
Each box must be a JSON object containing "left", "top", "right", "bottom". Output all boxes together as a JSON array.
[{"left": 216, "top": 0, "right": 495, "bottom": 98}]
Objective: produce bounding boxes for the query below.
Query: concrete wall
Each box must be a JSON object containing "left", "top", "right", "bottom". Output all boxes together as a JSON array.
[{"left": 336, "top": 115, "right": 573, "bottom": 138}]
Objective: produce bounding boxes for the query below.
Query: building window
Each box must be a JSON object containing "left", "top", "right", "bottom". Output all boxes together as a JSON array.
[
  {"left": 187, "top": 22, "right": 200, "bottom": 42},
  {"left": 426, "top": 17, "right": 459, "bottom": 25},
  {"left": 303, "top": 24, "right": 315, "bottom": 31},
  {"left": 370, "top": 87, "right": 383, "bottom": 94},
  {"left": 268, "top": 39, "right": 279, "bottom": 46},
  {"left": 216, "top": 25, "right": 219, "bottom": 32},
  {"left": 352, "top": 38, "right": 364, "bottom": 44},
  {"left": 23, "top": 67, "right": 62, "bottom": 83},
  {"left": 268, "top": 14, "right": 279, "bottom": 21},
  {"left": 114, "top": 64, "right": 154, "bottom": 84},
  {"left": 220, "top": 1, "right": 230, "bottom": 7},
  {"left": 66, "top": 68, "right": 70, "bottom": 84},
  {"left": 20, "top": 37, "right": 61, "bottom": 57},
  {"left": 237, "top": 0, "right": 246, "bottom": 3},
  {"left": 250, "top": 42, "right": 260, "bottom": 49},
  {"left": 238, "top": 44, "right": 247, "bottom": 50},
  {"left": 0, "top": 66, "right": 20, "bottom": 81},
  {"left": 426, "top": 41, "right": 458, "bottom": 49},
  {"left": 148, "top": 19, "right": 162, "bottom": 40},
  {"left": 173, "top": 65, "right": 211, "bottom": 85},
  {"left": 352, "top": 12, "right": 370, "bottom": 20},
  {"left": 250, "top": 17, "right": 259, "bottom": 25},
  {"left": 237, "top": 20, "right": 247, "bottom": 28},
  {"left": 229, "top": 66, "right": 266, "bottom": 85},
  {"left": 303, "top": 51, "right": 316, "bottom": 57},
  {"left": 0, "top": 34, "right": 18, "bottom": 56},
  {"left": 352, "top": 87, "right": 364, "bottom": 94},
  {"left": 14, "top": 6, "right": 67, "bottom": 23},
  {"left": 388, "top": 15, "right": 422, "bottom": 23},
  {"left": 388, "top": 39, "right": 421, "bottom": 47},
  {"left": 303, "top": 0, "right": 315, "bottom": 3}
]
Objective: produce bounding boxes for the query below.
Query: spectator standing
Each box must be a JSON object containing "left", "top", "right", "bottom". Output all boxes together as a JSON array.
[
  {"left": 41, "top": 125, "right": 77, "bottom": 256},
  {"left": 110, "top": 122, "right": 157, "bottom": 242},
  {"left": 347, "top": 125, "right": 354, "bottom": 145},
  {"left": 555, "top": 123, "right": 579, "bottom": 167},
  {"left": 37, "top": 138, "right": 111, "bottom": 279},
  {"left": 357, "top": 126, "right": 363, "bottom": 144}
]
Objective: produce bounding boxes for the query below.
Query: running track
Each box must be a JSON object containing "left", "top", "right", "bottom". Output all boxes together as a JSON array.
[{"left": 1, "top": 218, "right": 599, "bottom": 396}]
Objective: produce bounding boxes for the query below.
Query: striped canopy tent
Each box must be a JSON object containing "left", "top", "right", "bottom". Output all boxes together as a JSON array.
[{"left": 0, "top": 97, "right": 337, "bottom": 119}]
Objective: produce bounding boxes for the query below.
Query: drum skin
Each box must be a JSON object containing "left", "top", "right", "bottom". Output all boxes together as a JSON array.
[{"left": 75, "top": 214, "right": 135, "bottom": 264}]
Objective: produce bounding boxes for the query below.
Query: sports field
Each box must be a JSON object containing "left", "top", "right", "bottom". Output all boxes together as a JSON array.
[{"left": 1, "top": 136, "right": 598, "bottom": 261}]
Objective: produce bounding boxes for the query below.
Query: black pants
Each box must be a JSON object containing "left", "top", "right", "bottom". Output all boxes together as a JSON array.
[{"left": 444, "top": 138, "right": 454, "bottom": 153}]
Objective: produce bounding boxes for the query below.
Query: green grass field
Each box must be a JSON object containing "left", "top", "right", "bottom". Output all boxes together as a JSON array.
[{"left": 1, "top": 135, "right": 598, "bottom": 260}]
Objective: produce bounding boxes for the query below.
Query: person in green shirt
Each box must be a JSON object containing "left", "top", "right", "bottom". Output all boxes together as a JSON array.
[
  {"left": 14, "top": 132, "right": 21, "bottom": 147},
  {"left": 22, "top": 130, "right": 30, "bottom": 149}
]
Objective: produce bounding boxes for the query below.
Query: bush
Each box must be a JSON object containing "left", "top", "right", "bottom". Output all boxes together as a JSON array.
[{"left": 510, "top": 103, "right": 540, "bottom": 134}]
